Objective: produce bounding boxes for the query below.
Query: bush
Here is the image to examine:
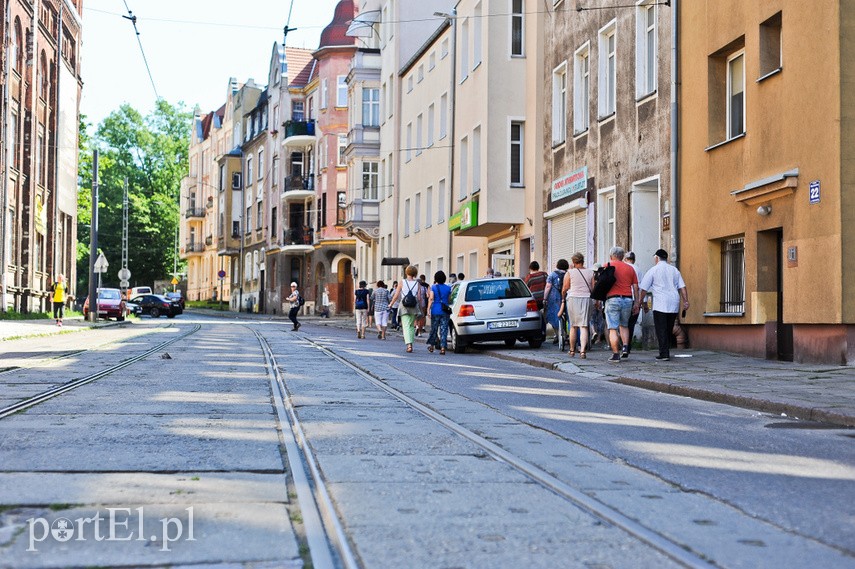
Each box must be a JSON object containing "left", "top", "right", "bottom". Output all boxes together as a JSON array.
[{"left": 0, "top": 310, "right": 53, "bottom": 321}]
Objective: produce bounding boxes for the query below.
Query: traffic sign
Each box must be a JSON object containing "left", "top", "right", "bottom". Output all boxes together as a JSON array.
[
  {"left": 171, "top": 277, "right": 180, "bottom": 285},
  {"left": 94, "top": 252, "right": 109, "bottom": 273},
  {"left": 217, "top": 270, "right": 227, "bottom": 279},
  {"left": 120, "top": 279, "right": 130, "bottom": 288},
  {"left": 118, "top": 268, "right": 131, "bottom": 281}
]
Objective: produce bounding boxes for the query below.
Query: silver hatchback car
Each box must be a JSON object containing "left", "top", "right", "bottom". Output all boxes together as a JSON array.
[{"left": 447, "top": 277, "right": 545, "bottom": 353}]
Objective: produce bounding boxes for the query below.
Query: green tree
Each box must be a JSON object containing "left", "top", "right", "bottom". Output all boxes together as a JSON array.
[{"left": 77, "top": 100, "right": 191, "bottom": 292}]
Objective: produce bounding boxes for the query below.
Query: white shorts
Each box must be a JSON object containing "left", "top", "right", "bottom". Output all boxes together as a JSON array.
[
  {"left": 355, "top": 309, "right": 368, "bottom": 328},
  {"left": 374, "top": 310, "right": 389, "bottom": 327}
]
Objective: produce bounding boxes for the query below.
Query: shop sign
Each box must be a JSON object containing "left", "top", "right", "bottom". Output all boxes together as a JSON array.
[
  {"left": 35, "top": 197, "right": 47, "bottom": 235},
  {"left": 449, "top": 200, "right": 479, "bottom": 231},
  {"left": 551, "top": 166, "right": 588, "bottom": 202}
]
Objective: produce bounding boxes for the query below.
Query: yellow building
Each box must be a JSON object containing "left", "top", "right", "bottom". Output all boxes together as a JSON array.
[{"left": 679, "top": 1, "right": 855, "bottom": 364}]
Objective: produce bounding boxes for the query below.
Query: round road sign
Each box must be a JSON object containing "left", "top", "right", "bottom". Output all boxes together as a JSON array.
[
  {"left": 217, "top": 270, "right": 227, "bottom": 279},
  {"left": 118, "top": 268, "right": 131, "bottom": 281}
]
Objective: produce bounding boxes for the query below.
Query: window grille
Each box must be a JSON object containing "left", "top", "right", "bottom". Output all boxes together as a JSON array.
[{"left": 720, "top": 237, "right": 745, "bottom": 313}]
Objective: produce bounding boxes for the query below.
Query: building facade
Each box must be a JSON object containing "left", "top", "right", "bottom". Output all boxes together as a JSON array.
[
  {"left": 1, "top": 0, "right": 82, "bottom": 312},
  {"left": 543, "top": 0, "right": 672, "bottom": 279},
  {"left": 679, "top": 0, "right": 855, "bottom": 364}
]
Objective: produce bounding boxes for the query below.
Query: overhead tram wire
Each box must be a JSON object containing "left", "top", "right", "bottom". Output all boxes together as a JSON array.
[{"left": 121, "top": 1, "right": 160, "bottom": 101}]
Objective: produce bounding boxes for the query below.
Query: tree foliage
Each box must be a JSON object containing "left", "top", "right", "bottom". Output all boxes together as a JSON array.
[{"left": 77, "top": 100, "right": 191, "bottom": 291}]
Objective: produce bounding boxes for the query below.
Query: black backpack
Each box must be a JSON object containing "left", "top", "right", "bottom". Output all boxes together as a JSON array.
[
  {"left": 297, "top": 295, "right": 305, "bottom": 307},
  {"left": 401, "top": 282, "right": 418, "bottom": 308},
  {"left": 590, "top": 263, "right": 616, "bottom": 301}
]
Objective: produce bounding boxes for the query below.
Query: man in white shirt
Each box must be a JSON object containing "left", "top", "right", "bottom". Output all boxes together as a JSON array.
[{"left": 637, "top": 249, "right": 689, "bottom": 361}]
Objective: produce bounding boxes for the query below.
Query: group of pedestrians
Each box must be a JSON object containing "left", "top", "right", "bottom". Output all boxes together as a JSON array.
[{"left": 535, "top": 246, "right": 688, "bottom": 362}]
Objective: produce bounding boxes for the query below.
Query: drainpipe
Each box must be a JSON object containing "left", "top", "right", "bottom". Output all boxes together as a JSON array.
[
  {"left": 1, "top": 0, "right": 12, "bottom": 310},
  {"left": 670, "top": 0, "right": 680, "bottom": 267},
  {"left": 446, "top": 9, "right": 457, "bottom": 273}
]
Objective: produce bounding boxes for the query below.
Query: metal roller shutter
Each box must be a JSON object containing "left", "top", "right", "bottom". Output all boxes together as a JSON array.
[{"left": 549, "top": 211, "right": 587, "bottom": 266}]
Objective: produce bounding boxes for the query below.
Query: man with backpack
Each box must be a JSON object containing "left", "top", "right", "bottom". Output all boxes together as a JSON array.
[{"left": 601, "top": 247, "right": 639, "bottom": 362}]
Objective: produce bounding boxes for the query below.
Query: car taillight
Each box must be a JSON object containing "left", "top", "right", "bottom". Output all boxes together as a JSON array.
[
  {"left": 526, "top": 300, "right": 538, "bottom": 312},
  {"left": 162, "top": 302, "right": 170, "bottom": 308},
  {"left": 458, "top": 304, "right": 475, "bottom": 317}
]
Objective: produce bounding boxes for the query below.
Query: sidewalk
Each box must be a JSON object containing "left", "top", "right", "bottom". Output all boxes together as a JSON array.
[{"left": 0, "top": 316, "right": 121, "bottom": 341}]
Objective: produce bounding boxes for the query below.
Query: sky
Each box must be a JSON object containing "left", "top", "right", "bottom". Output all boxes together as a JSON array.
[{"left": 80, "top": 0, "right": 340, "bottom": 127}]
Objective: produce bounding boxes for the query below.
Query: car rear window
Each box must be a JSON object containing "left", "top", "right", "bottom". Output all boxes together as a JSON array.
[
  {"left": 98, "top": 290, "right": 121, "bottom": 300},
  {"left": 464, "top": 279, "right": 530, "bottom": 302}
]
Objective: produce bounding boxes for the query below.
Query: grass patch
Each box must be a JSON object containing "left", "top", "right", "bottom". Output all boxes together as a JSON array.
[
  {"left": 48, "top": 503, "right": 81, "bottom": 511},
  {"left": 186, "top": 300, "right": 229, "bottom": 311},
  {"left": 0, "top": 310, "right": 53, "bottom": 321}
]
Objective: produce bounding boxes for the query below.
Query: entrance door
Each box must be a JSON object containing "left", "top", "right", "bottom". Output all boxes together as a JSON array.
[
  {"left": 630, "top": 180, "right": 659, "bottom": 276},
  {"left": 491, "top": 252, "right": 515, "bottom": 278},
  {"left": 775, "top": 230, "right": 793, "bottom": 361}
]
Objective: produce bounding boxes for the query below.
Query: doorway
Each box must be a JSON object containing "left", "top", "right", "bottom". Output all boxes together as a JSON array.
[
  {"left": 757, "top": 229, "right": 792, "bottom": 361},
  {"left": 630, "top": 178, "right": 660, "bottom": 276}
]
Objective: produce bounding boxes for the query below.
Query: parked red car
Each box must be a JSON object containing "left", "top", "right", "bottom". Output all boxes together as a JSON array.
[{"left": 83, "top": 288, "right": 127, "bottom": 321}]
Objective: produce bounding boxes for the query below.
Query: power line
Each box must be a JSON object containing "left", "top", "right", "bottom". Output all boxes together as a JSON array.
[{"left": 121, "top": 1, "right": 159, "bottom": 100}]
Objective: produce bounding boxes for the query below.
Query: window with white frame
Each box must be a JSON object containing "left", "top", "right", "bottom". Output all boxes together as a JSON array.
[
  {"left": 416, "top": 114, "right": 423, "bottom": 156},
  {"left": 362, "top": 162, "right": 379, "bottom": 200},
  {"left": 597, "top": 190, "right": 616, "bottom": 262},
  {"left": 440, "top": 93, "right": 448, "bottom": 138},
  {"left": 598, "top": 20, "right": 617, "bottom": 118},
  {"left": 459, "top": 136, "right": 469, "bottom": 200},
  {"left": 727, "top": 51, "right": 745, "bottom": 139},
  {"left": 407, "top": 74, "right": 414, "bottom": 93},
  {"left": 426, "top": 186, "right": 433, "bottom": 228},
  {"left": 386, "top": 155, "right": 394, "bottom": 197},
  {"left": 338, "top": 135, "right": 347, "bottom": 166},
  {"left": 406, "top": 123, "right": 413, "bottom": 162},
  {"left": 292, "top": 100, "right": 304, "bottom": 121},
  {"left": 321, "top": 79, "right": 328, "bottom": 109},
  {"left": 472, "top": 126, "right": 481, "bottom": 192},
  {"left": 574, "top": 44, "right": 590, "bottom": 133},
  {"left": 404, "top": 198, "right": 411, "bottom": 236},
  {"left": 272, "top": 157, "right": 279, "bottom": 187},
  {"left": 336, "top": 75, "right": 347, "bottom": 107},
  {"left": 429, "top": 51, "right": 436, "bottom": 70},
  {"left": 246, "top": 156, "right": 253, "bottom": 187},
  {"left": 257, "top": 202, "right": 263, "bottom": 229},
  {"left": 510, "top": 122, "right": 523, "bottom": 186},
  {"left": 427, "top": 103, "right": 435, "bottom": 146},
  {"left": 460, "top": 19, "right": 470, "bottom": 81},
  {"left": 511, "top": 0, "right": 524, "bottom": 56},
  {"left": 418, "top": 64, "right": 424, "bottom": 83},
  {"left": 636, "top": 1, "right": 657, "bottom": 98},
  {"left": 473, "top": 3, "right": 482, "bottom": 68},
  {"left": 552, "top": 63, "right": 567, "bottom": 145},
  {"left": 441, "top": 38, "right": 449, "bottom": 59},
  {"left": 438, "top": 179, "right": 446, "bottom": 223},
  {"left": 363, "top": 88, "right": 379, "bottom": 126},
  {"left": 414, "top": 192, "right": 421, "bottom": 232},
  {"left": 257, "top": 148, "right": 264, "bottom": 180}
]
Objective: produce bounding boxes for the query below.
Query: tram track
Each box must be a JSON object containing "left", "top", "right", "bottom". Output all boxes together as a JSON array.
[
  {"left": 290, "top": 334, "right": 716, "bottom": 569},
  {"left": 0, "top": 324, "right": 201, "bottom": 420}
]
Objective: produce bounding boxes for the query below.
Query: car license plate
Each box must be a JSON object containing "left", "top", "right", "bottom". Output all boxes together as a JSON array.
[{"left": 488, "top": 320, "right": 518, "bottom": 329}]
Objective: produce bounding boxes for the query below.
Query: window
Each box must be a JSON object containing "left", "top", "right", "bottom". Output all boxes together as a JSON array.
[
  {"left": 387, "top": 74, "right": 394, "bottom": 118},
  {"left": 473, "top": 3, "right": 482, "bottom": 68},
  {"left": 472, "top": 126, "right": 481, "bottom": 192},
  {"left": 438, "top": 179, "right": 446, "bottom": 223},
  {"left": 510, "top": 122, "right": 523, "bottom": 186},
  {"left": 426, "top": 186, "right": 433, "bottom": 228},
  {"left": 759, "top": 12, "right": 783, "bottom": 78},
  {"left": 427, "top": 104, "right": 435, "bottom": 146},
  {"left": 272, "top": 157, "right": 279, "bottom": 187},
  {"left": 552, "top": 63, "right": 567, "bottom": 145},
  {"left": 406, "top": 123, "right": 413, "bottom": 162},
  {"left": 338, "top": 135, "right": 347, "bottom": 166},
  {"left": 246, "top": 207, "right": 252, "bottom": 234},
  {"left": 574, "top": 44, "right": 590, "bottom": 134},
  {"left": 292, "top": 101, "right": 304, "bottom": 121},
  {"left": 418, "top": 64, "right": 424, "bottom": 83},
  {"left": 336, "top": 75, "right": 347, "bottom": 107},
  {"left": 257, "top": 202, "right": 263, "bottom": 229},
  {"left": 36, "top": 130, "right": 45, "bottom": 185},
  {"left": 511, "top": 0, "right": 524, "bottom": 56},
  {"left": 440, "top": 93, "right": 448, "bottom": 139},
  {"left": 321, "top": 79, "right": 328, "bottom": 109},
  {"left": 727, "top": 51, "right": 745, "bottom": 138},
  {"left": 459, "top": 136, "right": 469, "bottom": 200},
  {"left": 414, "top": 192, "right": 421, "bottom": 232},
  {"left": 598, "top": 21, "right": 617, "bottom": 118},
  {"left": 271, "top": 206, "right": 277, "bottom": 238},
  {"left": 10, "top": 112, "right": 18, "bottom": 168},
  {"left": 720, "top": 237, "right": 745, "bottom": 313},
  {"left": 219, "top": 164, "right": 226, "bottom": 192},
  {"left": 386, "top": 155, "right": 394, "bottom": 198},
  {"left": 246, "top": 156, "right": 253, "bottom": 187},
  {"left": 363, "top": 88, "right": 380, "bottom": 127},
  {"left": 441, "top": 38, "right": 449, "bottom": 59},
  {"left": 362, "top": 162, "right": 379, "bottom": 200},
  {"left": 429, "top": 51, "right": 436, "bottom": 70},
  {"left": 636, "top": 1, "right": 657, "bottom": 98},
  {"left": 407, "top": 75, "right": 414, "bottom": 93},
  {"left": 257, "top": 148, "right": 264, "bottom": 180},
  {"left": 416, "top": 114, "right": 423, "bottom": 156},
  {"left": 404, "top": 198, "right": 411, "bottom": 236},
  {"left": 460, "top": 19, "right": 469, "bottom": 81},
  {"left": 597, "top": 190, "right": 616, "bottom": 262}
]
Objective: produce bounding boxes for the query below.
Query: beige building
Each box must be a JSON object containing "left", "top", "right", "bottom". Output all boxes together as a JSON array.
[
  {"left": 449, "top": 0, "right": 544, "bottom": 279},
  {"left": 679, "top": 1, "right": 855, "bottom": 364}
]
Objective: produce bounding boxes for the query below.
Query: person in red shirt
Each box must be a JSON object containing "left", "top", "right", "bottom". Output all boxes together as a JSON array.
[{"left": 603, "top": 247, "right": 639, "bottom": 362}]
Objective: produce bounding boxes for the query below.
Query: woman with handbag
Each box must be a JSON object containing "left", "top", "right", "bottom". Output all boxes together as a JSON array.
[
  {"left": 426, "top": 271, "right": 452, "bottom": 354},
  {"left": 561, "top": 253, "right": 595, "bottom": 358},
  {"left": 389, "top": 265, "right": 423, "bottom": 353}
]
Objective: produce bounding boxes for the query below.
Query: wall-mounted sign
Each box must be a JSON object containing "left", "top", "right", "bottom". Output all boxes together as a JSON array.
[
  {"left": 449, "top": 200, "right": 478, "bottom": 232},
  {"left": 35, "top": 197, "right": 47, "bottom": 235},
  {"left": 809, "top": 180, "right": 821, "bottom": 204},
  {"left": 551, "top": 166, "right": 588, "bottom": 202},
  {"left": 662, "top": 213, "right": 671, "bottom": 232}
]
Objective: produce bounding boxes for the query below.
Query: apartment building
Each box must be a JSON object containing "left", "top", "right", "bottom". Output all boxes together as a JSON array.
[
  {"left": 1, "top": 0, "right": 83, "bottom": 312},
  {"left": 679, "top": 1, "right": 855, "bottom": 364},
  {"left": 543, "top": 0, "right": 672, "bottom": 279},
  {"left": 450, "top": 0, "right": 544, "bottom": 279}
]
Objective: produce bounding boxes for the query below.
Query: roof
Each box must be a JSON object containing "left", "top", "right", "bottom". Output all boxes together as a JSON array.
[
  {"left": 319, "top": 0, "right": 356, "bottom": 48},
  {"left": 285, "top": 47, "right": 315, "bottom": 87}
]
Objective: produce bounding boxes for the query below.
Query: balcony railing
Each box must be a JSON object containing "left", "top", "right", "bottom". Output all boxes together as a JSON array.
[
  {"left": 185, "top": 241, "right": 204, "bottom": 253},
  {"left": 185, "top": 207, "right": 205, "bottom": 219},
  {"left": 284, "top": 175, "right": 315, "bottom": 192},
  {"left": 284, "top": 226, "right": 314, "bottom": 246},
  {"left": 284, "top": 120, "right": 315, "bottom": 138}
]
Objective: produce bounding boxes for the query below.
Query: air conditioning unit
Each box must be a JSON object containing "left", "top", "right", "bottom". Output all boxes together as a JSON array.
[{"left": 231, "top": 172, "right": 242, "bottom": 190}]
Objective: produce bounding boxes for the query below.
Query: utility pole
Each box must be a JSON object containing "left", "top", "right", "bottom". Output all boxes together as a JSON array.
[{"left": 88, "top": 150, "right": 99, "bottom": 322}]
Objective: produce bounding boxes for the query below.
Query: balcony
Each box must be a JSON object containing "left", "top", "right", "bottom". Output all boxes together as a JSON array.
[
  {"left": 343, "top": 198, "right": 380, "bottom": 244},
  {"left": 281, "top": 175, "right": 316, "bottom": 202},
  {"left": 205, "top": 235, "right": 213, "bottom": 246},
  {"left": 283, "top": 120, "right": 316, "bottom": 148},
  {"left": 185, "top": 207, "right": 206, "bottom": 219},
  {"left": 280, "top": 226, "right": 315, "bottom": 254},
  {"left": 184, "top": 241, "right": 204, "bottom": 256}
]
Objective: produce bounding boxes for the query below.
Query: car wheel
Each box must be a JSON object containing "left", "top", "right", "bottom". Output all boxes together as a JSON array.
[
  {"left": 504, "top": 339, "right": 516, "bottom": 348},
  {"left": 450, "top": 327, "right": 466, "bottom": 354},
  {"left": 528, "top": 338, "right": 543, "bottom": 349},
  {"left": 150, "top": 307, "right": 161, "bottom": 318}
]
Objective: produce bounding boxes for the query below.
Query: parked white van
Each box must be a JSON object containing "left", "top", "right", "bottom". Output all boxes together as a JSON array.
[{"left": 130, "top": 286, "right": 153, "bottom": 298}]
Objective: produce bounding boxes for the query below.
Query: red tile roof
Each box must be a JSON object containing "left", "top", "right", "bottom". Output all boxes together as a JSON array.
[
  {"left": 286, "top": 47, "right": 315, "bottom": 87},
  {"left": 319, "top": 0, "right": 356, "bottom": 48}
]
